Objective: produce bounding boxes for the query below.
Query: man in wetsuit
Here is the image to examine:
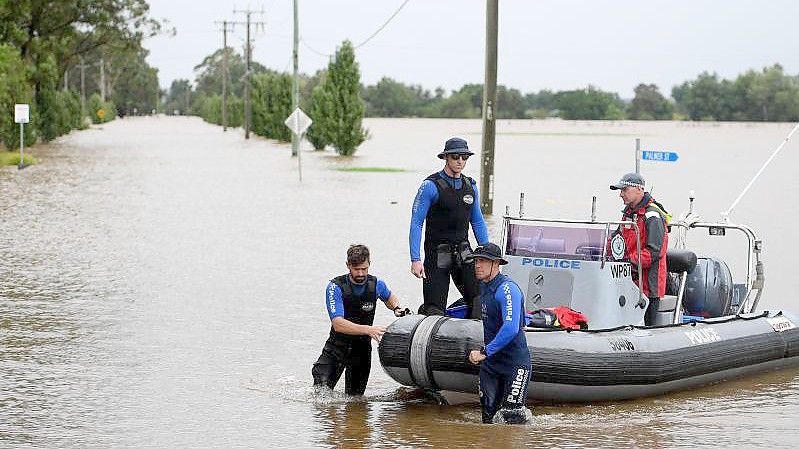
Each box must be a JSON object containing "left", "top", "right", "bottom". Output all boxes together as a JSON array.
[
  {"left": 610, "top": 173, "right": 669, "bottom": 326},
  {"left": 467, "top": 243, "right": 532, "bottom": 424},
  {"left": 409, "top": 137, "right": 489, "bottom": 317},
  {"left": 312, "top": 244, "right": 408, "bottom": 395}
]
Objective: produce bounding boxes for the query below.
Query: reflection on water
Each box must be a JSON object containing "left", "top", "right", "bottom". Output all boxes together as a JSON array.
[{"left": 1, "top": 117, "right": 798, "bottom": 448}]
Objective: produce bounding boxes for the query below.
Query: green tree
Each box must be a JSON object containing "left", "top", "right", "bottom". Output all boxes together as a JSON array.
[
  {"left": 0, "top": 44, "right": 36, "bottom": 149},
  {"left": 733, "top": 64, "right": 799, "bottom": 121},
  {"left": 311, "top": 41, "right": 367, "bottom": 156},
  {"left": 672, "top": 72, "right": 735, "bottom": 121},
  {"left": 554, "top": 86, "right": 626, "bottom": 120},
  {"left": 251, "top": 72, "right": 292, "bottom": 142},
  {"left": 164, "top": 79, "right": 192, "bottom": 115},
  {"left": 362, "top": 77, "right": 432, "bottom": 117},
  {"left": 628, "top": 83, "right": 674, "bottom": 120},
  {"left": 306, "top": 73, "right": 329, "bottom": 150},
  {"left": 193, "top": 47, "right": 268, "bottom": 98}
]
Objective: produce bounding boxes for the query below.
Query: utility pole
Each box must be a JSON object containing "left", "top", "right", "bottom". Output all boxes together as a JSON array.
[
  {"left": 215, "top": 20, "right": 233, "bottom": 131},
  {"left": 99, "top": 57, "right": 106, "bottom": 102},
  {"left": 480, "top": 0, "right": 498, "bottom": 215},
  {"left": 291, "top": 0, "right": 300, "bottom": 156},
  {"left": 233, "top": 7, "right": 265, "bottom": 140},
  {"left": 78, "top": 57, "right": 88, "bottom": 113},
  {"left": 63, "top": 68, "right": 69, "bottom": 91}
]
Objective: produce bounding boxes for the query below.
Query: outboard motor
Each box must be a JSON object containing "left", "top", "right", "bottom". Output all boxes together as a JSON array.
[{"left": 683, "top": 256, "right": 734, "bottom": 317}]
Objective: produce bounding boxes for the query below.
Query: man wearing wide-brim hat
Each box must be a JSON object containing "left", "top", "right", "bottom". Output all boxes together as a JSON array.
[
  {"left": 409, "top": 137, "right": 488, "bottom": 318},
  {"left": 466, "top": 243, "right": 531, "bottom": 424}
]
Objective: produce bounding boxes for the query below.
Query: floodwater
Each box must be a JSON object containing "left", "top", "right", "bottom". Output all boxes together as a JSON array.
[{"left": 1, "top": 116, "right": 798, "bottom": 448}]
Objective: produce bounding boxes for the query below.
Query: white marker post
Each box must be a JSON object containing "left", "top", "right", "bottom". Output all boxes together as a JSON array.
[
  {"left": 284, "top": 107, "right": 312, "bottom": 181},
  {"left": 14, "top": 104, "right": 29, "bottom": 170}
]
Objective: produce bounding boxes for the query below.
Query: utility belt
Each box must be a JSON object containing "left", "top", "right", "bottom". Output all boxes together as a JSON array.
[{"left": 427, "top": 241, "right": 473, "bottom": 270}]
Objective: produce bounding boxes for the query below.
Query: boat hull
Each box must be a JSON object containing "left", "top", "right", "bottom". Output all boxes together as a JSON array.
[{"left": 378, "top": 311, "right": 799, "bottom": 402}]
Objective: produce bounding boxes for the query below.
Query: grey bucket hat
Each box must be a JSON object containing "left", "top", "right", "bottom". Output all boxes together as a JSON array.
[{"left": 610, "top": 172, "right": 645, "bottom": 190}]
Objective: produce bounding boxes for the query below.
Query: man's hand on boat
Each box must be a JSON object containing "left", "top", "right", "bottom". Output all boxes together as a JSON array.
[
  {"left": 468, "top": 349, "right": 487, "bottom": 365},
  {"left": 411, "top": 261, "right": 426, "bottom": 279}
]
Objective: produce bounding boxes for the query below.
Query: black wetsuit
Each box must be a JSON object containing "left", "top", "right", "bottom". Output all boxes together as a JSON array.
[{"left": 312, "top": 274, "right": 380, "bottom": 395}]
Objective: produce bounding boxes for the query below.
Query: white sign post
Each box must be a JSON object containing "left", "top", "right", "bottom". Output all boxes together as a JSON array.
[
  {"left": 284, "top": 107, "right": 312, "bottom": 181},
  {"left": 14, "top": 104, "right": 30, "bottom": 170}
]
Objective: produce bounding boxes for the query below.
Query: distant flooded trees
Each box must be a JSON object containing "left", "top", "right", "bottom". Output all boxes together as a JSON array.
[
  {"left": 358, "top": 64, "right": 799, "bottom": 122},
  {"left": 673, "top": 65, "right": 799, "bottom": 121}
]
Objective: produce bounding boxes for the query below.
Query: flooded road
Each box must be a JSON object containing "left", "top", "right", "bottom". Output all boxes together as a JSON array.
[{"left": 1, "top": 116, "right": 798, "bottom": 448}]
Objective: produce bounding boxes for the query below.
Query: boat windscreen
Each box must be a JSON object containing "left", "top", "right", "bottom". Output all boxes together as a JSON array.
[{"left": 505, "top": 223, "right": 608, "bottom": 261}]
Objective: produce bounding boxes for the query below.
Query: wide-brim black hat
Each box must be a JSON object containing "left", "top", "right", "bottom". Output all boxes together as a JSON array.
[
  {"left": 437, "top": 137, "right": 475, "bottom": 159},
  {"left": 466, "top": 242, "right": 508, "bottom": 265}
]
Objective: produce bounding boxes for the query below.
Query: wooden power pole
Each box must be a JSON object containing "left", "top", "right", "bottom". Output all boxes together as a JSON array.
[{"left": 480, "top": 0, "right": 499, "bottom": 215}]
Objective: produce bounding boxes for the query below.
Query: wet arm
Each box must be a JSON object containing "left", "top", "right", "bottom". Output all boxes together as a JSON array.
[
  {"left": 485, "top": 282, "right": 524, "bottom": 356},
  {"left": 470, "top": 180, "right": 489, "bottom": 245},
  {"left": 409, "top": 181, "right": 437, "bottom": 261}
]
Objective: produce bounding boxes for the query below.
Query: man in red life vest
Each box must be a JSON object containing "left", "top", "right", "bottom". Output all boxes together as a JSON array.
[{"left": 610, "top": 173, "right": 669, "bottom": 325}]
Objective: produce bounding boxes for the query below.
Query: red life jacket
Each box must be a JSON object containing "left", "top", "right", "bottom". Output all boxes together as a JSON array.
[{"left": 619, "top": 195, "right": 669, "bottom": 298}]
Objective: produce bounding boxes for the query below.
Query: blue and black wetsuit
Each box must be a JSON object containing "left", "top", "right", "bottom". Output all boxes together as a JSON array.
[
  {"left": 312, "top": 274, "right": 391, "bottom": 395},
  {"left": 409, "top": 171, "right": 489, "bottom": 317},
  {"left": 478, "top": 273, "right": 531, "bottom": 424}
]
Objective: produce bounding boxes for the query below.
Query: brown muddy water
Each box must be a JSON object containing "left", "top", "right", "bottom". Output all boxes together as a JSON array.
[{"left": 1, "top": 116, "right": 798, "bottom": 448}]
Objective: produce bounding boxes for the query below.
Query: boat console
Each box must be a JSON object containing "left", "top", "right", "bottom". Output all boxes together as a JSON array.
[{"left": 499, "top": 194, "right": 766, "bottom": 329}]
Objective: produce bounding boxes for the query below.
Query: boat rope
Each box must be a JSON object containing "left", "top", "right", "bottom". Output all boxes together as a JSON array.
[{"left": 722, "top": 121, "right": 799, "bottom": 222}]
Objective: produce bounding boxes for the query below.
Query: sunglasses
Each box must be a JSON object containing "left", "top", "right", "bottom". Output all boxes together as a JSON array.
[{"left": 448, "top": 154, "right": 470, "bottom": 161}]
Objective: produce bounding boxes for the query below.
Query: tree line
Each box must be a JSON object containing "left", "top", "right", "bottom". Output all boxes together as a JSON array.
[
  {"left": 174, "top": 54, "right": 799, "bottom": 158},
  {"left": 361, "top": 64, "right": 799, "bottom": 122},
  {"left": 0, "top": 1, "right": 164, "bottom": 151}
]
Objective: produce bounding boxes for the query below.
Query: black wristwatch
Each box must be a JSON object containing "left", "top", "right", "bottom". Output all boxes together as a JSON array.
[{"left": 479, "top": 346, "right": 487, "bottom": 356}]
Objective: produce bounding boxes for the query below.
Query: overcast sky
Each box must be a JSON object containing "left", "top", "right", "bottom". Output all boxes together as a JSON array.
[{"left": 144, "top": 0, "right": 799, "bottom": 98}]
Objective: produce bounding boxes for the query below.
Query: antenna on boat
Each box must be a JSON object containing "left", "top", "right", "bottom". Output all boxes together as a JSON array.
[
  {"left": 519, "top": 192, "right": 525, "bottom": 218},
  {"left": 688, "top": 190, "right": 695, "bottom": 214},
  {"left": 722, "top": 121, "right": 799, "bottom": 222},
  {"left": 591, "top": 196, "right": 597, "bottom": 222}
]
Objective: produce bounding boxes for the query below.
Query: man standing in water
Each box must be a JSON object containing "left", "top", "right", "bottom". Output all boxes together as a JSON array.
[
  {"left": 312, "top": 244, "right": 408, "bottom": 395},
  {"left": 467, "top": 243, "right": 531, "bottom": 424},
  {"left": 610, "top": 173, "right": 669, "bottom": 325},
  {"left": 409, "top": 137, "right": 489, "bottom": 317}
]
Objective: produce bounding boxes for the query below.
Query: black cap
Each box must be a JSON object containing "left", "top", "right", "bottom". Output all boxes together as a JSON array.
[
  {"left": 610, "top": 172, "right": 645, "bottom": 190},
  {"left": 437, "top": 137, "right": 475, "bottom": 159},
  {"left": 467, "top": 242, "right": 508, "bottom": 265}
]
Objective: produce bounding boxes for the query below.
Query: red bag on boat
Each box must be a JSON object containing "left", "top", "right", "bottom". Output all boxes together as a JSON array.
[
  {"left": 526, "top": 306, "right": 589, "bottom": 330},
  {"left": 551, "top": 306, "right": 589, "bottom": 330}
]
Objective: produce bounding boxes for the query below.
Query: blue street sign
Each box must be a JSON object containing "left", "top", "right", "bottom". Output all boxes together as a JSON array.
[{"left": 641, "top": 150, "right": 679, "bottom": 162}]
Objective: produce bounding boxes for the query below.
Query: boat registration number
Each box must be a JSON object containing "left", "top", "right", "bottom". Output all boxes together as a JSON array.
[{"left": 767, "top": 316, "right": 796, "bottom": 332}]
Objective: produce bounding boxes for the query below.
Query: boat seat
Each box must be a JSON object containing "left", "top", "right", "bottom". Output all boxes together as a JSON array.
[
  {"left": 666, "top": 249, "right": 697, "bottom": 274},
  {"left": 658, "top": 295, "right": 678, "bottom": 312}
]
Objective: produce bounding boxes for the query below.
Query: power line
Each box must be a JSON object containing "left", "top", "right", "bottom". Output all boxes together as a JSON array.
[
  {"left": 354, "top": 0, "right": 411, "bottom": 49},
  {"left": 300, "top": 0, "right": 411, "bottom": 58}
]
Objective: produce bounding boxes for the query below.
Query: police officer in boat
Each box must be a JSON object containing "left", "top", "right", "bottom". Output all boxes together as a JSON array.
[
  {"left": 610, "top": 172, "right": 670, "bottom": 326},
  {"left": 409, "top": 137, "right": 489, "bottom": 317},
  {"left": 467, "top": 243, "right": 532, "bottom": 424},
  {"left": 312, "top": 244, "right": 408, "bottom": 395}
]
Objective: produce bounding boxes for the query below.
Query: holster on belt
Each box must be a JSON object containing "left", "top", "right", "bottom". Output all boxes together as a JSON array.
[
  {"left": 436, "top": 243, "right": 453, "bottom": 269},
  {"left": 436, "top": 241, "right": 474, "bottom": 269}
]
